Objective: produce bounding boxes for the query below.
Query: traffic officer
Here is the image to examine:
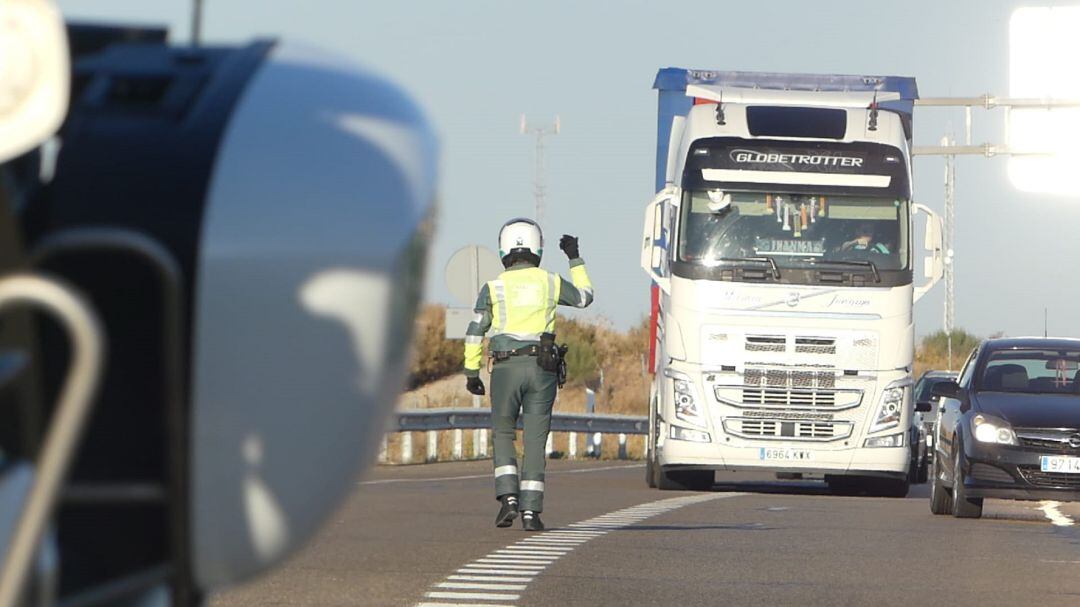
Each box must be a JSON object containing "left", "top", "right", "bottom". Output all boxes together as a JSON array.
[{"left": 463, "top": 217, "right": 594, "bottom": 531}]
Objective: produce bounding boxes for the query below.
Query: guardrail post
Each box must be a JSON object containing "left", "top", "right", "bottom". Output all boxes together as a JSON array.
[
  {"left": 618, "top": 433, "right": 628, "bottom": 460},
  {"left": 545, "top": 432, "right": 553, "bottom": 457},
  {"left": 401, "top": 432, "right": 412, "bottom": 465},
  {"left": 592, "top": 432, "right": 602, "bottom": 459},
  {"left": 453, "top": 428, "right": 463, "bottom": 460},
  {"left": 379, "top": 434, "right": 388, "bottom": 464},
  {"left": 568, "top": 432, "right": 577, "bottom": 460},
  {"left": 473, "top": 394, "right": 488, "bottom": 458},
  {"left": 427, "top": 430, "right": 438, "bottom": 463}
]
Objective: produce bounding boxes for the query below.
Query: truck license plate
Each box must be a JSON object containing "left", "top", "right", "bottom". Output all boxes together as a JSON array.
[
  {"left": 1041, "top": 456, "right": 1080, "bottom": 474},
  {"left": 760, "top": 447, "right": 812, "bottom": 461}
]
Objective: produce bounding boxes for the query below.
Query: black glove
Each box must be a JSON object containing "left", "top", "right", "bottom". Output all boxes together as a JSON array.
[
  {"left": 559, "top": 234, "right": 580, "bottom": 260},
  {"left": 466, "top": 376, "right": 486, "bottom": 396}
]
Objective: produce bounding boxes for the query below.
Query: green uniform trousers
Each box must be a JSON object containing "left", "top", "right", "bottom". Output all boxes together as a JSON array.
[{"left": 490, "top": 355, "right": 557, "bottom": 512}]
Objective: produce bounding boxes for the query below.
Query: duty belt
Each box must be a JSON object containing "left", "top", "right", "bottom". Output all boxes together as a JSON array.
[{"left": 491, "top": 345, "right": 540, "bottom": 362}]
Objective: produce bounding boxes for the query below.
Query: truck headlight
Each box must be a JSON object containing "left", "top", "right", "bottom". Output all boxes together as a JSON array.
[
  {"left": 971, "top": 414, "right": 1018, "bottom": 445},
  {"left": 672, "top": 374, "right": 706, "bottom": 427},
  {"left": 869, "top": 383, "right": 907, "bottom": 434}
]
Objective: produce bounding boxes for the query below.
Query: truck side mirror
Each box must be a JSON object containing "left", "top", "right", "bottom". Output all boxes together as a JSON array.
[
  {"left": 641, "top": 191, "right": 672, "bottom": 293},
  {"left": 931, "top": 381, "right": 960, "bottom": 400},
  {"left": 911, "top": 203, "right": 944, "bottom": 302}
]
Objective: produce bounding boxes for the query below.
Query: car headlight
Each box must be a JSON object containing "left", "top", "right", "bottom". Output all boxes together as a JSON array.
[
  {"left": 971, "top": 414, "right": 1018, "bottom": 445},
  {"left": 869, "top": 383, "right": 907, "bottom": 434},
  {"left": 672, "top": 374, "right": 706, "bottom": 427}
]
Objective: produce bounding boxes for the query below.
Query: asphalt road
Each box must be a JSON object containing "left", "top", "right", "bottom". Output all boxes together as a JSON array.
[{"left": 211, "top": 460, "right": 1080, "bottom": 606}]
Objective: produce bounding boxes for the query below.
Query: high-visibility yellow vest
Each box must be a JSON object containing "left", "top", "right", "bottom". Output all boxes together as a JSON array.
[{"left": 487, "top": 267, "right": 561, "bottom": 341}]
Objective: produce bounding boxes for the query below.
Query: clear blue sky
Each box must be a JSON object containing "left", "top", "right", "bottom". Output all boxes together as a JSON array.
[{"left": 58, "top": 0, "right": 1080, "bottom": 339}]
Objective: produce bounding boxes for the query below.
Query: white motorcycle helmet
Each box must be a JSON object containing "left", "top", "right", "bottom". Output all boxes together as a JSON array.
[{"left": 498, "top": 217, "right": 543, "bottom": 266}]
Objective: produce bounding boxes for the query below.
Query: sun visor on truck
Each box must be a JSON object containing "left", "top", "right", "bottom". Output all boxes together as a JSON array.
[{"left": 652, "top": 68, "right": 919, "bottom": 193}]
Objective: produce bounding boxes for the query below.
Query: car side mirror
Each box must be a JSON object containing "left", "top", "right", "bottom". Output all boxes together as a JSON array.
[
  {"left": 915, "top": 400, "right": 933, "bottom": 413},
  {"left": 931, "top": 381, "right": 960, "bottom": 400}
]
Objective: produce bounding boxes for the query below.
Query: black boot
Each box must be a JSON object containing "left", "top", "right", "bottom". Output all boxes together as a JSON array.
[
  {"left": 521, "top": 510, "right": 544, "bottom": 531},
  {"left": 495, "top": 495, "right": 518, "bottom": 528}
]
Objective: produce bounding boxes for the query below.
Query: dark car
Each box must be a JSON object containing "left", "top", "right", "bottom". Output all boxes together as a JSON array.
[
  {"left": 929, "top": 337, "right": 1080, "bottom": 518},
  {"left": 910, "top": 370, "right": 959, "bottom": 483}
]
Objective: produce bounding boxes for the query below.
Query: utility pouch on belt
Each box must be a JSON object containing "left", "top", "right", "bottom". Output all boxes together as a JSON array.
[{"left": 538, "top": 332, "right": 569, "bottom": 388}]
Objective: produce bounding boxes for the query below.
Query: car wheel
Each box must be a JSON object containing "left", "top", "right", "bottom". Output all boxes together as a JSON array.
[
  {"left": 929, "top": 449, "right": 952, "bottom": 515},
  {"left": 951, "top": 442, "right": 983, "bottom": 519}
]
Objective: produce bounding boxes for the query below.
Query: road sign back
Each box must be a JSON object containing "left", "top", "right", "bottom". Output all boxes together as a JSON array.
[{"left": 445, "top": 245, "right": 502, "bottom": 306}]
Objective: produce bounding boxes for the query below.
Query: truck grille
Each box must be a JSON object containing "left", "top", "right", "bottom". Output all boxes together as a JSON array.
[
  {"left": 724, "top": 417, "right": 852, "bottom": 441},
  {"left": 717, "top": 367, "right": 860, "bottom": 410},
  {"left": 1018, "top": 466, "right": 1080, "bottom": 489},
  {"left": 742, "top": 387, "right": 835, "bottom": 408},
  {"left": 745, "top": 335, "right": 785, "bottom": 353},
  {"left": 743, "top": 335, "right": 837, "bottom": 355},
  {"left": 795, "top": 337, "right": 837, "bottom": 355}
]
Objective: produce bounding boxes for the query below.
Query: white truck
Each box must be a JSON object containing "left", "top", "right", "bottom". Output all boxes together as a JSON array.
[{"left": 641, "top": 69, "right": 943, "bottom": 496}]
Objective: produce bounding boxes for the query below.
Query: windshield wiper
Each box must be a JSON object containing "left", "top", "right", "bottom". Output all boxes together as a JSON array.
[
  {"left": 810, "top": 259, "right": 880, "bottom": 283},
  {"left": 719, "top": 256, "right": 781, "bottom": 280}
]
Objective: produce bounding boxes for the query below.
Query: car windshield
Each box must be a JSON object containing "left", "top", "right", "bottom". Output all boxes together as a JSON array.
[
  {"left": 978, "top": 348, "right": 1080, "bottom": 394},
  {"left": 676, "top": 190, "right": 909, "bottom": 271}
]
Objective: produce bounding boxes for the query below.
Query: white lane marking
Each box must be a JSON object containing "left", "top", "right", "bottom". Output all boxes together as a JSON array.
[
  {"left": 425, "top": 591, "right": 520, "bottom": 601},
  {"left": 1039, "top": 501, "right": 1075, "bottom": 527},
  {"left": 449, "top": 575, "right": 535, "bottom": 583},
  {"left": 475, "top": 559, "right": 556, "bottom": 565},
  {"left": 415, "top": 492, "right": 744, "bottom": 607},
  {"left": 480, "top": 555, "right": 559, "bottom": 562},
  {"left": 361, "top": 464, "right": 642, "bottom": 486},
  {"left": 462, "top": 565, "right": 548, "bottom": 570},
  {"left": 495, "top": 550, "right": 571, "bottom": 557},
  {"left": 437, "top": 583, "right": 529, "bottom": 591},
  {"left": 417, "top": 603, "right": 515, "bottom": 607}
]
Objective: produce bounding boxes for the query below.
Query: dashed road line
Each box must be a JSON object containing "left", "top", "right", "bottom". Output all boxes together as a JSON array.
[
  {"left": 415, "top": 492, "right": 744, "bottom": 607},
  {"left": 1038, "top": 501, "right": 1075, "bottom": 526}
]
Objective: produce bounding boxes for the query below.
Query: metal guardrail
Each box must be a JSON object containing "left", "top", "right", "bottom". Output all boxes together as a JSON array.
[
  {"left": 381, "top": 408, "right": 648, "bottom": 465},
  {"left": 391, "top": 408, "right": 648, "bottom": 435}
]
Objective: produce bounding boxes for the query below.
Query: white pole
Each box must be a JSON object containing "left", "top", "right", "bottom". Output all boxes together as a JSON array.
[
  {"left": 427, "top": 431, "right": 438, "bottom": 463},
  {"left": 379, "top": 434, "right": 388, "bottom": 464},
  {"left": 453, "top": 428, "right": 463, "bottom": 460},
  {"left": 568, "top": 432, "right": 577, "bottom": 460},
  {"left": 472, "top": 393, "right": 483, "bottom": 458},
  {"left": 545, "top": 432, "right": 553, "bottom": 457},
  {"left": 401, "top": 432, "right": 412, "bottom": 465}
]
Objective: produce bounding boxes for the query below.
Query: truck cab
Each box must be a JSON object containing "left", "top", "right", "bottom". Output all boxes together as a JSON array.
[{"left": 641, "top": 69, "right": 943, "bottom": 496}]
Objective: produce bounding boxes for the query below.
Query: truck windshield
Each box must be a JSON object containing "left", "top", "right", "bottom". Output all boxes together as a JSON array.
[{"left": 677, "top": 190, "right": 909, "bottom": 274}]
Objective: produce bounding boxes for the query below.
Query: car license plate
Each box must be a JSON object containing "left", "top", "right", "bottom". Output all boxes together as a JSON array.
[
  {"left": 760, "top": 447, "right": 812, "bottom": 461},
  {"left": 1040, "top": 456, "right": 1080, "bottom": 474}
]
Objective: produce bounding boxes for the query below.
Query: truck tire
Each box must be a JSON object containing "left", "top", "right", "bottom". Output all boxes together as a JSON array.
[
  {"left": 951, "top": 444, "right": 983, "bottom": 518},
  {"left": 645, "top": 454, "right": 657, "bottom": 488},
  {"left": 929, "top": 451, "right": 953, "bottom": 515},
  {"left": 656, "top": 468, "right": 713, "bottom": 491}
]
